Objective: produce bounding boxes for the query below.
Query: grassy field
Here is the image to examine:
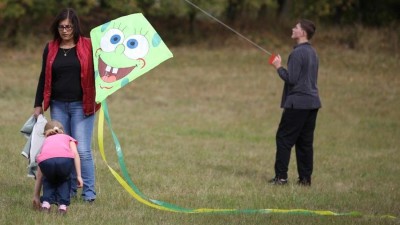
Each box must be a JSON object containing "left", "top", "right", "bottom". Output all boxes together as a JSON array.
[{"left": 0, "top": 30, "right": 399, "bottom": 225}]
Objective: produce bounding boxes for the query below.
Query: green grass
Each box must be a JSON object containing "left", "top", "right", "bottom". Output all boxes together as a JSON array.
[{"left": 1, "top": 35, "right": 399, "bottom": 225}]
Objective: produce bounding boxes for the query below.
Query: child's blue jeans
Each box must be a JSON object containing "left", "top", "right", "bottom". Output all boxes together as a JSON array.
[{"left": 39, "top": 157, "right": 74, "bottom": 205}]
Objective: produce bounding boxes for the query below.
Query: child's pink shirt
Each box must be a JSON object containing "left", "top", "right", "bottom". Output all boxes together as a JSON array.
[{"left": 36, "top": 134, "right": 77, "bottom": 164}]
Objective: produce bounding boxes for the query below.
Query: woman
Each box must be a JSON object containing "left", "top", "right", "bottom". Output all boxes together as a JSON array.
[{"left": 33, "top": 8, "right": 100, "bottom": 202}]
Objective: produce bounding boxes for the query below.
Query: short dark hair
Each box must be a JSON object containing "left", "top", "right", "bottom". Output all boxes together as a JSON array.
[
  {"left": 50, "top": 8, "right": 82, "bottom": 43},
  {"left": 299, "top": 19, "right": 316, "bottom": 40}
]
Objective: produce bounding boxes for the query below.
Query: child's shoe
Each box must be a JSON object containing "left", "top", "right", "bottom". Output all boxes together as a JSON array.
[
  {"left": 58, "top": 204, "right": 67, "bottom": 215},
  {"left": 41, "top": 201, "right": 51, "bottom": 213}
]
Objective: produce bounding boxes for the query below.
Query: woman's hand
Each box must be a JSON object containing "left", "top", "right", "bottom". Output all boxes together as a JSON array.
[{"left": 33, "top": 107, "right": 43, "bottom": 118}]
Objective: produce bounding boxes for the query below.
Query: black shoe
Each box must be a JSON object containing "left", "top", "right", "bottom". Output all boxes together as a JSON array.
[
  {"left": 268, "top": 177, "right": 288, "bottom": 185},
  {"left": 297, "top": 178, "right": 311, "bottom": 186},
  {"left": 83, "top": 198, "right": 95, "bottom": 204}
]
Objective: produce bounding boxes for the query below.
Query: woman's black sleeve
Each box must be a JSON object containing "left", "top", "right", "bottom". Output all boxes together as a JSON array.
[{"left": 34, "top": 44, "right": 49, "bottom": 108}]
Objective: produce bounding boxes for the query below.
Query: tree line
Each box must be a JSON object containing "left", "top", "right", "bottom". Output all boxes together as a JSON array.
[{"left": 1, "top": 0, "right": 399, "bottom": 44}]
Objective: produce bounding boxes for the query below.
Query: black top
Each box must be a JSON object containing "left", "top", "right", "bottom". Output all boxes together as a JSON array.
[
  {"left": 277, "top": 42, "right": 321, "bottom": 109},
  {"left": 34, "top": 45, "right": 83, "bottom": 107}
]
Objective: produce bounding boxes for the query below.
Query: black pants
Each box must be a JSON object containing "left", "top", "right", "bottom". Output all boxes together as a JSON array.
[{"left": 274, "top": 108, "right": 318, "bottom": 180}]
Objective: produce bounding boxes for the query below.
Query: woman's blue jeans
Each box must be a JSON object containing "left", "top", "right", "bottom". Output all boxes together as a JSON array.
[{"left": 50, "top": 100, "right": 96, "bottom": 201}]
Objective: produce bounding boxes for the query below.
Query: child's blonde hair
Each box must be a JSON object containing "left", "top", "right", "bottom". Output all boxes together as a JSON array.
[{"left": 44, "top": 120, "right": 65, "bottom": 137}]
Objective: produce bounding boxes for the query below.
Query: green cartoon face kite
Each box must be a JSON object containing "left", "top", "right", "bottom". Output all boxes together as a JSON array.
[{"left": 90, "top": 13, "right": 173, "bottom": 103}]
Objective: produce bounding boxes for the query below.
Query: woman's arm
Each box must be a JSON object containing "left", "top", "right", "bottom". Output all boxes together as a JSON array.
[{"left": 33, "top": 44, "right": 49, "bottom": 117}]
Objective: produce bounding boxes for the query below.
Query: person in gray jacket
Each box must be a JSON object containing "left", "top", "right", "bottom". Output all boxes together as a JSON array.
[{"left": 269, "top": 19, "right": 321, "bottom": 186}]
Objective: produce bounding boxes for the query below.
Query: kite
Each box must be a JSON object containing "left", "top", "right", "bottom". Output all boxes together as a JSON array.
[
  {"left": 91, "top": 13, "right": 397, "bottom": 219},
  {"left": 90, "top": 13, "right": 173, "bottom": 103}
]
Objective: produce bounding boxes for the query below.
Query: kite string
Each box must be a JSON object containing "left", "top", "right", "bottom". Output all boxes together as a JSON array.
[{"left": 183, "top": 0, "right": 272, "bottom": 55}]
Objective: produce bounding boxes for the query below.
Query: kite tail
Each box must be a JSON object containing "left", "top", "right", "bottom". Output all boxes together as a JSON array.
[{"left": 98, "top": 100, "right": 397, "bottom": 219}]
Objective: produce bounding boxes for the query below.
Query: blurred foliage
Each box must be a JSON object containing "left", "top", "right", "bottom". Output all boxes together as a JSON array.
[
  {"left": 0, "top": 0, "right": 97, "bottom": 44},
  {"left": 0, "top": 0, "right": 399, "bottom": 45},
  {"left": 292, "top": 0, "right": 400, "bottom": 26}
]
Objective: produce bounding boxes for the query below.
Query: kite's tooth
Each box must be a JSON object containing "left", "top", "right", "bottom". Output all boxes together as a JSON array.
[
  {"left": 106, "top": 65, "right": 111, "bottom": 72},
  {"left": 112, "top": 67, "right": 118, "bottom": 74}
]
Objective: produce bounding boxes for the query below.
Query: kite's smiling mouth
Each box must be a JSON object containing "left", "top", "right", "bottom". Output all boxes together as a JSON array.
[{"left": 98, "top": 57, "right": 136, "bottom": 83}]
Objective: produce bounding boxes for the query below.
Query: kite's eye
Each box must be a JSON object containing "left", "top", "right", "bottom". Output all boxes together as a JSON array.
[
  {"left": 123, "top": 35, "right": 149, "bottom": 59},
  {"left": 126, "top": 39, "right": 138, "bottom": 49},
  {"left": 110, "top": 34, "right": 122, "bottom": 44},
  {"left": 101, "top": 29, "right": 124, "bottom": 52}
]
